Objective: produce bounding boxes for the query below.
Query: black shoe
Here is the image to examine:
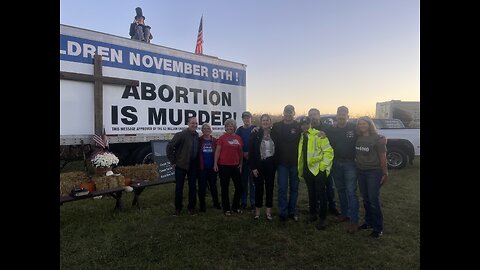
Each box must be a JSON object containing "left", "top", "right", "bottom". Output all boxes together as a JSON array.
[
  {"left": 306, "top": 215, "right": 318, "bottom": 223},
  {"left": 188, "top": 209, "right": 197, "bottom": 216},
  {"left": 279, "top": 215, "right": 288, "bottom": 222},
  {"left": 328, "top": 208, "right": 341, "bottom": 216},
  {"left": 173, "top": 209, "right": 181, "bottom": 216},
  {"left": 359, "top": 223, "right": 373, "bottom": 230},
  {"left": 240, "top": 203, "right": 247, "bottom": 210},
  {"left": 370, "top": 231, "right": 383, "bottom": 238},
  {"left": 213, "top": 204, "right": 222, "bottom": 210},
  {"left": 199, "top": 207, "right": 206, "bottom": 213},
  {"left": 288, "top": 214, "right": 299, "bottom": 222},
  {"left": 316, "top": 219, "right": 327, "bottom": 230}
]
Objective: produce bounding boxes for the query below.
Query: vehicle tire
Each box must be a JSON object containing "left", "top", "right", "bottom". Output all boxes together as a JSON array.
[
  {"left": 386, "top": 146, "right": 407, "bottom": 169},
  {"left": 132, "top": 145, "right": 154, "bottom": 165}
]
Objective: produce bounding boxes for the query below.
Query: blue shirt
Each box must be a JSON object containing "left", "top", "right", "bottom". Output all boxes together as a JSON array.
[
  {"left": 236, "top": 125, "right": 256, "bottom": 152},
  {"left": 202, "top": 139, "right": 214, "bottom": 169}
]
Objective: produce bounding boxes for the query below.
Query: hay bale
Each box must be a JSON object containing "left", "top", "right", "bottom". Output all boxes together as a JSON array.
[
  {"left": 92, "top": 175, "right": 126, "bottom": 190},
  {"left": 114, "top": 164, "right": 158, "bottom": 181},
  {"left": 60, "top": 171, "right": 89, "bottom": 196}
]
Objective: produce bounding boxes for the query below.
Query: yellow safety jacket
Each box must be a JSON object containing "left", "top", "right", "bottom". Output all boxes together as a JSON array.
[{"left": 298, "top": 128, "right": 334, "bottom": 178}]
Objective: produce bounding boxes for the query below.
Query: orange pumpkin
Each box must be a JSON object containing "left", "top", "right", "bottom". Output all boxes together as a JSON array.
[{"left": 79, "top": 181, "right": 96, "bottom": 192}]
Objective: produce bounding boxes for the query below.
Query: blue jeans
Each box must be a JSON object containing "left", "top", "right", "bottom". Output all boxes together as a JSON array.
[
  {"left": 133, "top": 25, "right": 151, "bottom": 42},
  {"left": 277, "top": 164, "right": 299, "bottom": 218},
  {"left": 198, "top": 168, "right": 220, "bottom": 210},
  {"left": 240, "top": 160, "right": 255, "bottom": 207},
  {"left": 174, "top": 161, "right": 197, "bottom": 211},
  {"left": 357, "top": 168, "right": 384, "bottom": 233},
  {"left": 331, "top": 160, "right": 359, "bottom": 224}
]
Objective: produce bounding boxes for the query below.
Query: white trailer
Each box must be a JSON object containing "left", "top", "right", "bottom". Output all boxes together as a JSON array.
[{"left": 60, "top": 24, "right": 247, "bottom": 165}]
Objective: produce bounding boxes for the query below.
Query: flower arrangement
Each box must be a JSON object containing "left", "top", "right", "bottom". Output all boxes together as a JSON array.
[{"left": 91, "top": 152, "right": 119, "bottom": 168}]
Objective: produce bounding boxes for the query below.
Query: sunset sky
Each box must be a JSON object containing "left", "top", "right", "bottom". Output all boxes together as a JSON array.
[{"left": 60, "top": 0, "right": 419, "bottom": 116}]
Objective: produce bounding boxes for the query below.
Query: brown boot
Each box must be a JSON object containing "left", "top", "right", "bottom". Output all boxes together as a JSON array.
[{"left": 347, "top": 223, "right": 359, "bottom": 234}]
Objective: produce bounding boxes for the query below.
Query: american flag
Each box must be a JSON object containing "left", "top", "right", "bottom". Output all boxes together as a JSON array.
[
  {"left": 195, "top": 16, "right": 203, "bottom": 55},
  {"left": 92, "top": 129, "right": 109, "bottom": 149}
]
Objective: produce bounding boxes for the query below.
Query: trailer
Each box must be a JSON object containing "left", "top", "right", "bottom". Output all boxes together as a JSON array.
[{"left": 60, "top": 24, "right": 247, "bottom": 165}]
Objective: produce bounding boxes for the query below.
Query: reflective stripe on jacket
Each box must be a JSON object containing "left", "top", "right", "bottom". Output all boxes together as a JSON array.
[{"left": 298, "top": 127, "right": 334, "bottom": 178}]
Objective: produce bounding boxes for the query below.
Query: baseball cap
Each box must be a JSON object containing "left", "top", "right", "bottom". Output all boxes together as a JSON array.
[
  {"left": 284, "top": 105, "right": 295, "bottom": 113},
  {"left": 299, "top": 116, "right": 311, "bottom": 125},
  {"left": 241, "top": 111, "right": 252, "bottom": 118}
]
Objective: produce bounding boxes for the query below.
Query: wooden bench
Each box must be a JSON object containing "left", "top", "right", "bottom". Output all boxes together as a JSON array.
[
  {"left": 60, "top": 186, "right": 125, "bottom": 211},
  {"left": 130, "top": 178, "right": 174, "bottom": 209}
]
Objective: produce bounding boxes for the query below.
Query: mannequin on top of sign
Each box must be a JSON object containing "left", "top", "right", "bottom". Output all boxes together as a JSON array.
[{"left": 129, "top": 7, "right": 153, "bottom": 43}]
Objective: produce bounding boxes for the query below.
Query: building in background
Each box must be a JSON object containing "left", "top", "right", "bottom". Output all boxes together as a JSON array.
[{"left": 376, "top": 100, "right": 420, "bottom": 128}]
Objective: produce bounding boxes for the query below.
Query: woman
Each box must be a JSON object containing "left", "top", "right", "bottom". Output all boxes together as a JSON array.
[
  {"left": 249, "top": 114, "right": 276, "bottom": 220},
  {"left": 214, "top": 118, "right": 244, "bottom": 216},
  {"left": 198, "top": 123, "right": 221, "bottom": 212},
  {"left": 355, "top": 116, "right": 388, "bottom": 238}
]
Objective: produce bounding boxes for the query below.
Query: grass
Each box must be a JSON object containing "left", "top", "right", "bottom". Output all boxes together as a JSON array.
[{"left": 60, "top": 159, "right": 420, "bottom": 269}]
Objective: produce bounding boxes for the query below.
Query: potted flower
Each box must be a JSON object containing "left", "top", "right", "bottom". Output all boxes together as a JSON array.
[{"left": 91, "top": 151, "right": 119, "bottom": 176}]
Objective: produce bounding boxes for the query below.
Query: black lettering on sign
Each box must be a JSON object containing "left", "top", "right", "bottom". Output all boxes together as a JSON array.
[
  {"left": 141, "top": 82, "right": 156, "bottom": 100},
  {"left": 121, "top": 106, "right": 138, "bottom": 125},
  {"left": 122, "top": 85, "right": 140, "bottom": 99},
  {"left": 148, "top": 108, "right": 167, "bottom": 125}
]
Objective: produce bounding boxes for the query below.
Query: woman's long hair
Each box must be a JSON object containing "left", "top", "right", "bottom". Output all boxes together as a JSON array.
[{"left": 356, "top": 116, "right": 378, "bottom": 136}]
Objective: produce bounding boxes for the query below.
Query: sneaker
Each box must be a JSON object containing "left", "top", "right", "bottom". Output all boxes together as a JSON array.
[
  {"left": 234, "top": 209, "right": 243, "bottom": 214},
  {"left": 316, "top": 219, "right": 327, "bottom": 230},
  {"left": 173, "top": 209, "right": 181, "bottom": 216},
  {"left": 359, "top": 223, "right": 373, "bottom": 230},
  {"left": 253, "top": 215, "right": 260, "bottom": 220},
  {"left": 288, "top": 214, "right": 299, "bottom": 222},
  {"left": 335, "top": 216, "right": 350, "bottom": 223},
  {"left": 370, "top": 231, "right": 383, "bottom": 238},
  {"left": 188, "top": 209, "right": 197, "bottom": 216},
  {"left": 224, "top": 211, "right": 232, "bottom": 216},
  {"left": 328, "top": 208, "right": 341, "bottom": 216},
  {"left": 265, "top": 213, "right": 273, "bottom": 221}
]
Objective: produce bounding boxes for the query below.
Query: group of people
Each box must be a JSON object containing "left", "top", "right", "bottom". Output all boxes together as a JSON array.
[{"left": 166, "top": 105, "right": 388, "bottom": 238}]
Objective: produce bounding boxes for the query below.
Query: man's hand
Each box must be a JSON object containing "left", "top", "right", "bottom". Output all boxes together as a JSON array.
[
  {"left": 243, "top": 152, "right": 249, "bottom": 160},
  {"left": 214, "top": 164, "right": 218, "bottom": 172},
  {"left": 317, "top": 130, "right": 326, "bottom": 138},
  {"left": 380, "top": 174, "right": 388, "bottom": 186},
  {"left": 252, "top": 169, "right": 259, "bottom": 177}
]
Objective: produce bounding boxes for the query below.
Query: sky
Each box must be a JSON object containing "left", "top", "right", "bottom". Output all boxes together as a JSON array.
[{"left": 60, "top": 0, "right": 419, "bottom": 116}]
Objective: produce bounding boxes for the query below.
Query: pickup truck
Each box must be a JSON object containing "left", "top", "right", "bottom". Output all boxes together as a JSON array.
[{"left": 320, "top": 116, "right": 420, "bottom": 169}]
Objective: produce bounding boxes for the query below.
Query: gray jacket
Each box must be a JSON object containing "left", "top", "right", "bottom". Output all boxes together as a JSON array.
[{"left": 166, "top": 128, "right": 199, "bottom": 170}]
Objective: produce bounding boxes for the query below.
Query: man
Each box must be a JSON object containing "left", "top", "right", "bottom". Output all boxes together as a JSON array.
[
  {"left": 236, "top": 111, "right": 256, "bottom": 210},
  {"left": 324, "top": 106, "right": 360, "bottom": 233},
  {"left": 271, "top": 105, "right": 301, "bottom": 222},
  {"left": 166, "top": 117, "right": 199, "bottom": 216},
  {"left": 297, "top": 116, "right": 334, "bottom": 230},
  {"left": 129, "top": 7, "right": 153, "bottom": 43},
  {"left": 308, "top": 108, "right": 341, "bottom": 216}
]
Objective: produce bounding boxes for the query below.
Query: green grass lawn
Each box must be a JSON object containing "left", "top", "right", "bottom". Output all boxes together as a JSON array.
[{"left": 60, "top": 159, "right": 420, "bottom": 269}]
